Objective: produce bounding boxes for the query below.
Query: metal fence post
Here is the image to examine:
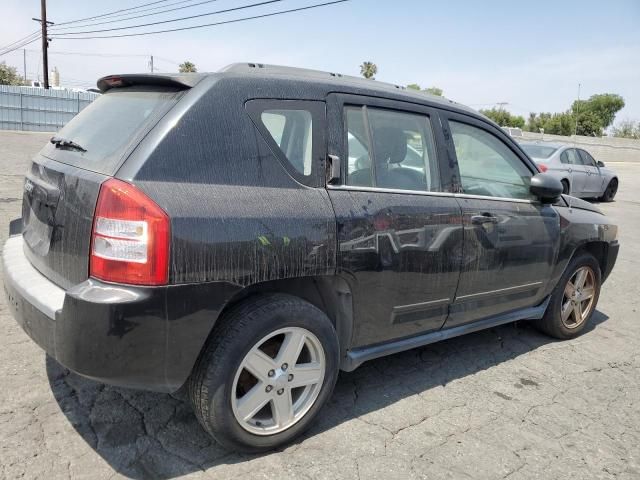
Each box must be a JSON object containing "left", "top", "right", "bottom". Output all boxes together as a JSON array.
[{"left": 19, "top": 92, "right": 24, "bottom": 131}]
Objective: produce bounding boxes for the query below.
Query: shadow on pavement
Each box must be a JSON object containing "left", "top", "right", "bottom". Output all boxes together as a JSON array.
[{"left": 47, "top": 311, "right": 609, "bottom": 479}]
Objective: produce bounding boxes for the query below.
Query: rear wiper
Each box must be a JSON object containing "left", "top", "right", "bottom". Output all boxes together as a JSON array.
[{"left": 50, "top": 136, "right": 87, "bottom": 152}]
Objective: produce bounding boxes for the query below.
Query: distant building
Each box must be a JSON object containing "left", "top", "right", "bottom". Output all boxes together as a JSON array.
[{"left": 50, "top": 67, "right": 60, "bottom": 87}]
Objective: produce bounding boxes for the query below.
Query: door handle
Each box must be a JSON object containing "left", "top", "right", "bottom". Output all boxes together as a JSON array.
[{"left": 471, "top": 214, "right": 499, "bottom": 225}]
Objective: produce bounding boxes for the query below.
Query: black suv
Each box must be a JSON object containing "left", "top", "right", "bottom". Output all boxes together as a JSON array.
[{"left": 3, "top": 63, "right": 619, "bottom": 452}]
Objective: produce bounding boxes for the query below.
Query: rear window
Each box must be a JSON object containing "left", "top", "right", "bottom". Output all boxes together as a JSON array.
[
  {"left": 520, "top": 144, "right": 558, "bottom": 159},
  {"left": 245, "top": 99, "right": 325, "bottom": 187},
  {"left": 42, "top": 86, "right": 181, "bottom": 175},
  {"left": 261, "top": 109, "right": 313, "bottom": 175}
]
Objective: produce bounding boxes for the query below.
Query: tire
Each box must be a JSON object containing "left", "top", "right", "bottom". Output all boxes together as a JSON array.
[
  {"left": 188, "top": 293, "right": 339, "bottom": 452},
  {"left": 599, "top": 178, "right": 618, "bottom": 202},
  {"left": 535, "top": 253, "right": 601, "bottom": 340},
  {"left": 561, "top": 179, "right": 570, "bottom": 195}
]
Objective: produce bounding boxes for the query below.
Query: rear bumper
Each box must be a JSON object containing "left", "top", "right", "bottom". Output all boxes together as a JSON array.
[{"left": 2, "top": 234, "right": 241, "bottom": 392}]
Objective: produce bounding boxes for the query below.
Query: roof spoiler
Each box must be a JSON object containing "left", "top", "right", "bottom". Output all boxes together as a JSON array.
[{"left": 97, "top": 73, "right": 204, "bottom": 93}]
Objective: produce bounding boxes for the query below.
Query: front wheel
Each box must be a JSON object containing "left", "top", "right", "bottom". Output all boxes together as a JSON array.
[
  {"left": 189, "top": 294, "right": 339, "bottom": 452},
  {"left": 535, "top": 253, "right": 601, "bottom": 339}
]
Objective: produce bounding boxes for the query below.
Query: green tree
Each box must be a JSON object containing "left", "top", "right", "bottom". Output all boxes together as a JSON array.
[
  {"left": 612, "top": 120, "right": 640, "bottom": 139},
  {"left": 572, "top": 94, "right": 625, "bottom": 130},
  {"left": 406, "top": 83, "right": 444, "bottom": 96},
  {"left": 360, "top": 61, "right": 377, "bottom": 79},
  {"left": 569, "top": 93, "right": 625, "bottom": 136},
  {"left": 575, "top": 110, "right": 603, "bottom": 136},
  {"left": 0, "top": 61, "right": 24, "bottom": 85},
  {"left": 424, "top": 86, "right": 443, "bottom": 97},
  {"left": 480, "top": 108, "right": 525, "bottom": 128},
  {"left": 179, "top": 61, "right": 197, "bottom": 73},
  {"left": 525, "top": 112, "right": 574, "bottom": 136}
]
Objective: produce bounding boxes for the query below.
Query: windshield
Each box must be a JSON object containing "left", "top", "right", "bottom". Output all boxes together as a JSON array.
[
  {"left": 520, "top": 144, "right": 558, "bottom": 159},
  {"left": 42, "top": 86, "right": 181, "bottom": 175}
]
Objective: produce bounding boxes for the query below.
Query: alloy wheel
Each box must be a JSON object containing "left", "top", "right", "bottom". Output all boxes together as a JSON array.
[
  {"left": 231, "top": 327, "right": 326, "bottom": 435},
  {"left": 561, "top": 266, "right": 596, "bottom": 329}
]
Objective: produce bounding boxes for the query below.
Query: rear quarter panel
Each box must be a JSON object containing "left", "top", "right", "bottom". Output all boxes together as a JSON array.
[{"left": 120, "top": 76, "right": 337, "bottom": 286}]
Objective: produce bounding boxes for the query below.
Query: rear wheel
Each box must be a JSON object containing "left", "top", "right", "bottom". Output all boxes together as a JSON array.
[
  {"left": 561, "top": 179, "right": 570, "bottom": 195},
  {"left": 189, "top": 294, "right": 339, "bottom": 452},
  {"left": 599, "top": 178, "right": 618, "bottom": 202},
  {"left": 535, "top": 253, "right": 601, "bottom": 339}
]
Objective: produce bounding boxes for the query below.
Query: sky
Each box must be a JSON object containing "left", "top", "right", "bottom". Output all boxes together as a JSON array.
[{"left": 1, "top": 0, "right": 639, "bottom": 125}]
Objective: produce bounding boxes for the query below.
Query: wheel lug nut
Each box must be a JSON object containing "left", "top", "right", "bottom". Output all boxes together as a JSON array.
[
  {"left": 282, "top": 363, "right": 288, "bottom": 371},
  {"left": 277, "top": 388, "right": 284, "bottom": 395},
  {"left": 288, "top": 374, "right": 294, "bottom": 382},
  {"left": 268, "top": 369, "right": 275, "bottom": 377},
  {"left": 265, "top": 385, "right": 273, "bottom": 393}
]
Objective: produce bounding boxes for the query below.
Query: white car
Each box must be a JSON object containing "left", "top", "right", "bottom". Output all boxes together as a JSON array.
[{"left": 520, "top": 143, "right": 619, "bottom": 201}]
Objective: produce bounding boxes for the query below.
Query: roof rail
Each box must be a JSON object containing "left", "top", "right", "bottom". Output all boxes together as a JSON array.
[{"left": 220, "top": 62, "right": 407, "bottom": 92}]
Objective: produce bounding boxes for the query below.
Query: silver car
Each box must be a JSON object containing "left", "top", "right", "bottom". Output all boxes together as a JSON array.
[{"left": 520, "top": 142, "right": 619, "bottom": 201}]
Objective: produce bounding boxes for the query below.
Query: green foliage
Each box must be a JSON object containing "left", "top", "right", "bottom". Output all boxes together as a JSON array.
[
  {"left": 0, "top": 62, "right": 24, "bottom": 86},
  {"left": 525, "top": 93, "right": 625, "bottom": 137},
  {"left": 612, "top": 120, "right": 640, "bottom": 139},
  {"left": 572, "top": 94, "right": 624, "bottom": 131},
  {"left": 424, "top": 86, "right": 443, "bottom": 96},
  {"left": 479, "top": 108, "right": 525, "bottom": 128},
  {"left": 360, "top": 61, "right": 377, "bottom": 79},
  {"left": 574, "top": 111, "right": 603, "bottom": 137},
  {"left": 406, "top": 83, "right": 444, "bottom": 96},
  {"left": 179, "top": 61, "right": 197, "bottom": 73},
  {"left": 526, "top": 112, "right": 574, "bottom": 136}
]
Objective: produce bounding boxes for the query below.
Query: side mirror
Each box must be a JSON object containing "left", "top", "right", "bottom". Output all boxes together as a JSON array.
[
  {"left": 530, "top": 173, "right": 563, "bottom": 203},
  {"left": 597, "top": 160, "right": 605, "bottom": 168}
]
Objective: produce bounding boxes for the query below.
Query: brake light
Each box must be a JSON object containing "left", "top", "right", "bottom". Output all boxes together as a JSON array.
[
  {"left": 90, "top": 179, "right": 169, "bottom": 285},
  {"left": 537, "top": 163, "right": 548, "bottom": 173}
]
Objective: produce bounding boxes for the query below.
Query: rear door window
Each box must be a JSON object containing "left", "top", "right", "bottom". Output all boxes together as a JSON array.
[
  {"left": 41, "top": 86, "right": 182, "bottom": 175},
  {"left": 345, "top": 106, "right": 440, "bottom": 192},
  {"left": 561, "top": 149, "right": 581, "bottom": 165}
]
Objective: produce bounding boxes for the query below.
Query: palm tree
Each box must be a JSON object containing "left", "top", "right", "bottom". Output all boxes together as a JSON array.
[
  {"left": 360, "top": 61, "right": 377, "bottom": 80},
  {"left": 179, "top": 61, "right": 197, "bottom": 73}
]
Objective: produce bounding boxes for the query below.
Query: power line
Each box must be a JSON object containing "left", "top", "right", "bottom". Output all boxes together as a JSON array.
[
  {"left": 51, "top": 0, "right": 202, "bottom": 28},
  {"left": 52, "top": 0, "right": 285, "bottom": 36},
  {"left": 50, "top": 0, "right": 349, "bottom": 39},
  {"left": 51, "top": 0, "right": 222, "bottom": 31},
  {"left": 30, "top": 49, "right": 150, "bottom": 58},
  {"left": 52, "top": 0, "right": 176, "bottom": 27},
  {"left": 0, "top": 31, "right": 40, "bottom": 52},
  {"left": 0, "top": 36, "right": 42, "bottom": 57}
]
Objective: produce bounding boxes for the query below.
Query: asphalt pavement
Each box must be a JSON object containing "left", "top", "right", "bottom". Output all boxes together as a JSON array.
[{"left": 1, "top": 131, "right": 639, "bottom": 479}]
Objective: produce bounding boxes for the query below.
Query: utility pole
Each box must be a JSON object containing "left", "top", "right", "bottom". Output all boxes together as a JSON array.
[
  {"left": 23, "top": 49, "right": 27, "bottom": 84},
  {"left": 574, "top": 83, "right": 581, "bottom": 137},
  {"left": 32, "top": 0, "right": 54, "bottom": 89},
  {"left": 149, "top": 55, "right": 154, "bottom": 73}
]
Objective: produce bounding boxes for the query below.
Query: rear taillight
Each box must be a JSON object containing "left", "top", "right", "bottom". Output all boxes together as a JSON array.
[
  {"left": 90, "top": 179, "right": 169, "bottom": 286},
  {"left": 537, "top": 163, "right": 548, "bottom": 172}
]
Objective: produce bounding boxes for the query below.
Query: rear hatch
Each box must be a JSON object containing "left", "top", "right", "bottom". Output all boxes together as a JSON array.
[{"left": 21, "top": 83, "right": 184, "bottom": 289}]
